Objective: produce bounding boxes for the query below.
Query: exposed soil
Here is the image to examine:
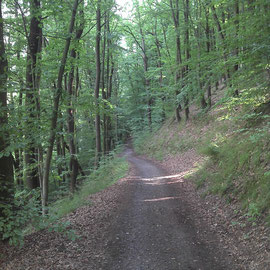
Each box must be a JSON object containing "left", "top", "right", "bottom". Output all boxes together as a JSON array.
[{"left": 0, "top": 145, "right": 269, "bottom": 269}]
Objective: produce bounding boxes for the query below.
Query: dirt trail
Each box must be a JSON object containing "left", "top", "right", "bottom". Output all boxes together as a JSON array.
[
  {"left": 1, "top": 147, "right": 237, "bottom": 270},
  {"left": 103, "top": 147, "right": 233, "bottom": 270}
]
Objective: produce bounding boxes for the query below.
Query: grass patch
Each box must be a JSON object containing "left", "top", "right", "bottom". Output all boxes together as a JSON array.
[
  {"left": 196, "top": 125, "right": 270, "bottom": 218},
  {"left": 133, "top": 117, "right": 195, "bottom": 159},
  {"left": 51, "top": 157, "right": 128, "bottom": 219}
]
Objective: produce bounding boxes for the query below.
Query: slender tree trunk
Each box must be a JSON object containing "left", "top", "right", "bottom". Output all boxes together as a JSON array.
[
  {"left": 138, "top": 10, "right": 152, "bottom": 130},
  {"left": 194, "top": 1, "right": 207, "bottom": 109},
  {"left": 94, "top": 0, "right": 102, "bottom": 167},
  {"left": 0, "top": 0, "right": 14, "bottom": 225},
  {"left": 211, "top": 4, "right": 231, "bottom": 88},
  {"left": 105, "top": 25, "right": 113, "bottom": 152},
  {"left": 234, "top": 0, "right": 239, "bottom": 96},
  {"left": 205, "top": 6, "right": 212, "bottom": 107},
  {"left": 67, "top": 10, "right": 84, "bottom": 193},
  {"left": 56, "top": 133, "right": 64, "bottom": 183},
  {"left": 183, "top": 0, "right": 190, "bottom": 120},
  {"left": 61, "top": 135, "right": 67, "bottom": 183},
  {"left": 25, "top": 0, "right": 42, "bottom": 190},
  {"left": 42, "top": 0, "right": 80, "bottom": 214},
  {"left": 13, "top": 90, "right": 24, "bottom": 187},
  {"left": 101, "top": 11, "right": 107, "bottom": 155},
  {"left": 170, "top": 0, "right": 182, "bottom": 122},
  {"left": 154, "top": 18, "right": 166, "bottom": 122},
  {"left": 14, "top": 3, "right": 24, "bottom": 188}
]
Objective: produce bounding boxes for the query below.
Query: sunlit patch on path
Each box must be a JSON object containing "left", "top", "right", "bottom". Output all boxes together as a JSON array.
[
  {"left": 141, "top": 173, "right": 187, "bottom": 181},
  {"left": 143, "top": 196, "right": 181, "bottom": 202}
]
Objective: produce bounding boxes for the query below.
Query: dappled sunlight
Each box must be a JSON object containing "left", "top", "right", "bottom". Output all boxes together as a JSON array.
[
  {"left": 141, "top": 169, "right": 198, "bottom": 186},
  {"left": 143, "top": 196, "right": 181, "bottom": 202},
  {"left": 142, "top": 172, "right": 189, "bottom": 181}
]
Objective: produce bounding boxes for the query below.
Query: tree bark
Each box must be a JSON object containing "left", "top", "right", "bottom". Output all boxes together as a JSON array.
[
  {"left": 137, "top": 8, "right": 152, "bottom": 130},
  {"left": 170, "top": 0, "right": 182, "bottom": 122},
  {"left": 42, "top": 0, "right": 80, "bottom": 213},
  {"left": 183, "top": 0, "right": 190, "bottom": 120},
  {"left": 25, "top": 0, "right": 42, "bottom": 190},
  {"left": 105, "top": 15, "right": 113, "bottom": 153},
  {"left": 95, "top": 0, "right": 102, "bottom": 167},
  {"left": 234, "top": 0, "right": 239, "bottom": 96},
  {"left": 205, "top": 6, "right": 212, "bottom": 107},
  {"left": 101, "top": 11, "right": 107, "bottom": 155},
  {"left": 154, "top": 19, "right": 166, "bottom": 122},
  {"left": 67, "top": 9, "right": 84, "bottom": 193},
  {"left": 211, "top": 4, "right": 231, "bottom": 88},
  {"left": 0, "top": 0, "right": 14, "bottom": 225}
]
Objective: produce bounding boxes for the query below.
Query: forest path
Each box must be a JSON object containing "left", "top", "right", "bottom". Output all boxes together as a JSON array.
[
  {"left": 1, "top": 146, "right": 237, "bottom": 270},
  {"left": 103, "top": 146, "right": 231, "bottom": 270}
]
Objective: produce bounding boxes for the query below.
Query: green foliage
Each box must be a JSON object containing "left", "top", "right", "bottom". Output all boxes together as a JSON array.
[
  {"left": 194, "top": 166, "right": 209, "bottom": 189},
  {"left": 246, "top": 203, "right": 260, "bottom": 223},
  {"left": 0, "top": 190, "right": 40, "bottom": 246},
  {"left": 196, "top": 113, "right": 270, "bottom": 220},
  {"left": 199, "top": 143, "right": 220, "bottom": 159},
  {"left": 133, "top": 117, "right": 195, "bottom": 159},
  {"left": 51, "top": 156, "right": 128, "bottom": 219},
  {"left": 0, "top": 189, "right": 79, "bottom": 246},
  {"left": 0, "top": 154, "right": 127, "bottom": 247}
]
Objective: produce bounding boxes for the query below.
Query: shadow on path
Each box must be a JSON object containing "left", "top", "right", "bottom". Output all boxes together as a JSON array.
[{"left": 104, "top": 146, "right": 231, "bottom": 270}]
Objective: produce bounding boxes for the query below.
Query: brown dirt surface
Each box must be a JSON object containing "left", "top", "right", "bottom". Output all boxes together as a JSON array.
[
  {"left": 156, "top": 150, "right": 270, "bottom": 270},
  {"left": 1, "top": 144, "right": 269, "bottom": 269},
  {"left": 0, "top": 147, "right": 236, "bottom": 270},
  {"left": 0, "top": 171, "right": 135, "bottom": 270}
]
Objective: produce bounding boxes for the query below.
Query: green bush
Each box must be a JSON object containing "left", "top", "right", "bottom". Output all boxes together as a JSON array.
[
  {"left": 0, "top": 189, "right": 77, "bottom": 246},
  {"left": 0, "top": 189, "right": 42, "bottom": 246}
]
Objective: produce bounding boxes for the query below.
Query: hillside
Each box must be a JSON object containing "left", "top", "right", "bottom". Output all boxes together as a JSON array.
[{"left": 133, "top": 87, "right": 270, "bottom": 268}]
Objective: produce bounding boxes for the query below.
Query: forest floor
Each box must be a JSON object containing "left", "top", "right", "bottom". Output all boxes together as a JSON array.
[
  {"left": 2, "top": 145, "right": 269, "bottom": 269},
  {"left": 0, "top": 144, "right": 270, "bottom": 270}
]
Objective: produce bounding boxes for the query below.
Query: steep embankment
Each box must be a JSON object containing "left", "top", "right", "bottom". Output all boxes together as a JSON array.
[{"left": 134, "top": 91, "right": 270, "bottom": 269}]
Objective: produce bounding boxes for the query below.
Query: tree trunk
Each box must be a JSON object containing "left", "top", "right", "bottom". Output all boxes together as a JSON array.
[
  {"left": 101, "top": 11, "right": 107, "bottom": 155},
  {"left": 183, "top": 0, "right": 190, "bottom": 120},
  {"left": 211, "top": 4, "right": 231, "bottom": 88},
  {"left": 154, "top": 18, "right": 166, "bottom": 122},
  {"left": 94, "top": 0, "right": 102, "bottom": 167},
  {"left": 234, "top": 0, "right": 239, "bottom": 96},
  {"left": 14, "top": 4, "right": 24, "bottom": 188},
  {"left": 170, "top": 0, "right": 182, "bottom": 122},
  {"left": 0, "top": 0, "right": 14, "bottom": 226},
  {"left": 25, "top": 0, "right": 42, "bottom": 190},
  {"left": 138, "top": 10, "right": 152, "bottom": 130},
  {"left": 42, "top": 0, "right": 80, "bottom": 214},
  {"left": 106, "top": 57, "right": 114, "bottom": 152},
  {"left": 67, "top": 9, "right": 84, "bottom": 193},
  {"left": 205, "top": 6, "right": 212, "bottom": 107}
]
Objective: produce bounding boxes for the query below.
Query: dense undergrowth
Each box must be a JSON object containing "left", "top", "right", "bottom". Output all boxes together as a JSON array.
[
  {"left": 0, "top": 155, "right": 128, "bottom": 246},
  {"left": 133, "top": 95, "right": 270, "bottom": 224}
]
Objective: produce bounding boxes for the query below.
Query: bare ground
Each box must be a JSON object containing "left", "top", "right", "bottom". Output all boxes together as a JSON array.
[{"left": 0, "top": 145, "right": 269, "bottom": 269}]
